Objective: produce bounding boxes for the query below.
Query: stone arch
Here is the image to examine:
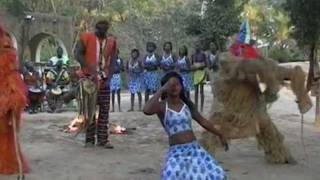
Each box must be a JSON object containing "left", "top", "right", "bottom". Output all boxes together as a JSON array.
[
  {"left": 6, "top": 32, "right": 18, "bottom": 50},
  {"left": 28, "top": 32, "right": 68, "bottom": 63},
  {"left": 1, "top": 11, "right": 74, "bottom": 64}
]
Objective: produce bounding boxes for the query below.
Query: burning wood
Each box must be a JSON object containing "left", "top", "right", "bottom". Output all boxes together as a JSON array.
[
  {"left": 64, "top": 116, "right": 85, "bottom": 134},
  {"left": 110, "top": 123, "right": 127, "bottom": 134},
  {"left": 64, "top": 117, "right": 133, "bottom": 135}
]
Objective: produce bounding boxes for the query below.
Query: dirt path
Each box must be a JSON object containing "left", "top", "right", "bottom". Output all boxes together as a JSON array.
[{"left": 1, "top": 86, "right": 320, "bottom": 180}]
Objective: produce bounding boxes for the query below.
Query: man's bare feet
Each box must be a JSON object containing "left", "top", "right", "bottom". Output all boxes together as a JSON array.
[
  {"left": 84, "top": 142, "right": 95, "bottom": 148},
  {"left": 97, "top": 142, "right": 114, "bottom": 149},
  {"left": 104, "top": 142, "right": 114, "bottom": 149}
]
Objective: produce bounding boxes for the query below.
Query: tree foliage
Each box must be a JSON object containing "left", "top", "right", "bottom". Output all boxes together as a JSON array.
[
  {"left": 2, "top": 0, "right": 316, "bottom": 61},
  {"left": 186, "top": 0, "right": 245, "bottom": 50},
  {"left": 244, "top": 0, "right": 291, "bottom": 47},
  {"left": 285, "top": 0, "right": 320, "bottom": 48}
]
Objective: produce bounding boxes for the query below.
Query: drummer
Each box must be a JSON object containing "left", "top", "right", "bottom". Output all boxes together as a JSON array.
[
  {"left": 45, "top": 60, "right": 70, "bottom": 113},
  {"left": 45, "top": 60, "right": 70, "bottom": 89},
  {"left": 23, "top": 62, "right": 43, "bottom": 114},
  {"left": 48, "top": 47, "right": 69, "bottom": 67}
]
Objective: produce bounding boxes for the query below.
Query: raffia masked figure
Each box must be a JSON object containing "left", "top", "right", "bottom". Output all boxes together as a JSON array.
[
  {"left": 200, "top": 20, "right": 312, "bottom": 164},
  {"left": 0, "top": 24, "right": 30, "bottom": 176}
]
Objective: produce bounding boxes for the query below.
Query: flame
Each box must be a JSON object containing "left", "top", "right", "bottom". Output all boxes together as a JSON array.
[
  {"left": 65, "top": 116, "right": 85, "bottom": 133},
  {"left": 111, "top": 124, "right": 126, "bottom": 134},
  {"left": 114, "top": 125, "right": 122, "bottom": 134}
]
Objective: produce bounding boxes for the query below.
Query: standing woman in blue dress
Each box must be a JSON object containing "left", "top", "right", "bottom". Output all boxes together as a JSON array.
[
  {"left": 176, "top": 45, "right": 193, "bottom": 99},
  {"left": 126, "top": 49, "right": 144, "bottom": 112},
  {"left": 143, "top": 42, "right": 161, "bottom": 103},
  {"left": 110, "top": 49, "right": 124, "bottom": 112},
  {"left": 143, "top": 71, "right": 228, "bottom": 180},
  {"left": 160, "top": 41, "right": 176, "bottom": 76}
]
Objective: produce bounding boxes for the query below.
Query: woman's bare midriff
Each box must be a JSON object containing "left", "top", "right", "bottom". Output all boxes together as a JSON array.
[{"left": 169, "top": 131, "right": 196, "bottom": 146}]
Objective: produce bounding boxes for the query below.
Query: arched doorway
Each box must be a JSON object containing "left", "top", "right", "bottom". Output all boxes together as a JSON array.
[
  {"left": 6, "top": 32, "right": 18, "bottom": 50},
  {"left": 27, "top": 32, "right": 68, "bottom": 63}
]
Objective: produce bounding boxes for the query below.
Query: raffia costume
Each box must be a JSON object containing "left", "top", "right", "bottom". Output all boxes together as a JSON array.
[
  {"left": 200, "top": 52, "right": 312, "bottom": 164},
  {"left": 0, "top": 27, "right": 30, "bottom": 175}
]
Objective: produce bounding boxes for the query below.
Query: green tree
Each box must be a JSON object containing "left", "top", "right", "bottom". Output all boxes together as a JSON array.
[
  {"left": 186, "top": 0, "right": 246, "bottom": 50},
  {"left": 0, "top": 0, "right": 26, "bottom": 16},
  {"left": 244, "top": 0, "right": 291, "bottom": 47},
  {"left": 285, "top": 0, "right": 320, "bottom": 126}
]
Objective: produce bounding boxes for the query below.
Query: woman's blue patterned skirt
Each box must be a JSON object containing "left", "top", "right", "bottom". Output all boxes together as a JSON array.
[
  {"left": 110, "top": 73, "right": 121, "bottom": 91},
  {"left": 128, "top": 74, "right": 143, "bottom": 94},
  {"left": 143, "top": 71, "right": 159, "bottom": 92},
  {"left": 161, "top": 141, "right": 226, "bottom": 180},
  {"left": 180, "top": 72, "right": 193, "bottom": 92}
]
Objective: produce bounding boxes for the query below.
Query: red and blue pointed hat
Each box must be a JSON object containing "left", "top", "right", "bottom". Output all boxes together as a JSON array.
[
  {"left": 237, "top": 19, "right": 251, "bottom": 44},
  {"left": 230, "top": 19, "right": 258, "bottom": 60}
]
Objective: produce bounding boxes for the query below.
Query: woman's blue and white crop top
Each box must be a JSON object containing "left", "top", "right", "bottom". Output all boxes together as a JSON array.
[{"left": 163, "top": 102, "right": 193, "bottom": 136}]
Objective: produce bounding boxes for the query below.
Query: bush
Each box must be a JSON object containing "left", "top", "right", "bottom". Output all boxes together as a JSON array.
[
  {"left": 269, "top": 47, "right": 291, "bottom": 63},
  {"left": 268, "top": 47, "right": 305, "bottom": 63}
]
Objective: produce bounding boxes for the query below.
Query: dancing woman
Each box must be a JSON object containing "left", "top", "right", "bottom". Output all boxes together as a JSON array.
[
  {"left": 143, "top": 42, "right": 160, "bottom": 103},
  {"left": 160, "top": 41, "right": 175, "bottom": 76},
  {"left": 192, "top": 44, "right": 207, "bottom": 112},
  {"left": 110, "top": 49, "right": 124, "bottom": 112},
  {"left": 143, "top": 71, "right": 228, "bottom": 180},
  {"left": 176, "top": 45, "right": 193, "bottom": 98},
  {"left": 127, "top": 49, "right": 144, "bottom": 111}
]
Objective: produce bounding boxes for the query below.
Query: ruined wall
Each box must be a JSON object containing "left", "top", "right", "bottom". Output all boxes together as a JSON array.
[{"left": 0, "top": 10, "right": 73, "bottom": 63}]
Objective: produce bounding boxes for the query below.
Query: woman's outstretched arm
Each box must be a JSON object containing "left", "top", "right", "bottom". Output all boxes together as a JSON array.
[{"left": 193, "top": 110, "right": 229, "bottom": 151}]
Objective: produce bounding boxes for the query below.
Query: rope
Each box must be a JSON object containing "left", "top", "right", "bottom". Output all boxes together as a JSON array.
[
  {"left": 300, "top": 114, "right": 309, "bottom": 161},
  {"left": 12, "top": 113, "right": 24, "bottom": 180}
]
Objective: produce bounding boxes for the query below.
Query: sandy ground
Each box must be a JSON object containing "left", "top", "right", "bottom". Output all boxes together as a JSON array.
[{"left": 1, "top": 83, "right": 320, "bottom": 180}]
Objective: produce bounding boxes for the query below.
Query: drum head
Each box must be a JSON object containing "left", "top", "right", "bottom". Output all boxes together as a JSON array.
[
  {"left": 29, "top": 87, "right": 42, "bottom": 93},
  {"left": 51, "top": 87, "right": 62, "bottom": 95},
  {"left": 62, "top": 87, "right": 69, "bottom": 93}
]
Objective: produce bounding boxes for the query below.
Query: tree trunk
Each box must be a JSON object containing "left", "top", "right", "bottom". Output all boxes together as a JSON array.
[
  {"left": 308, "top": 42, "right": 320, "bottom": 127},
  {"left": 314, "top": 46, "right": 320, "bottom": 128},
  {"left": 316, "top": 96, "right": 320, "bottom": 128}
]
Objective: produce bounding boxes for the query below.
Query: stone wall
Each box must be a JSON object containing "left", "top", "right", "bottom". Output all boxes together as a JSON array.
[{"left": 0, "top": 10, "right": 73, "bottom": 63}]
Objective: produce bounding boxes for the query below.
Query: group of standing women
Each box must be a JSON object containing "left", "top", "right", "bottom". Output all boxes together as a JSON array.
[{"left": 109, "top": 41, "right": 218, "bottom": 112}]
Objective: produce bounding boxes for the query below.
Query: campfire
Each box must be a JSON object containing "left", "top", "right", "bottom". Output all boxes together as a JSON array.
[
  {"left": 64, "top": 116, "right": 85, "bottom": 134},
  {"left": 110, "top": 123, "right": 127, "bottom": 134},
  {"left": 64, "top": 117, "right": 129, "bottom": 135}
]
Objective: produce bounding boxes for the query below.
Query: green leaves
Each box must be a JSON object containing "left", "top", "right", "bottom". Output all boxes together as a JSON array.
[
  {"left": 185, "top": 0, "right": 243, "bottom": 50},
  {"left": 285, "top": 0, "right": 320, "bottom": 47},
  {"left": 2, "top": 0, "right": 26, "bottom": 17}
]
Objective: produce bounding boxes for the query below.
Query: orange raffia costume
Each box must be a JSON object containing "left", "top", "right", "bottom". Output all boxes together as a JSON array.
[{"left": 0, "top": 25, "right": 30, "bottom": 175}]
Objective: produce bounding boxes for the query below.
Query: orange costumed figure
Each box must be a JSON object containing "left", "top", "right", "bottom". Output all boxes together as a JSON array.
[{"left": 0, "top": 25, "right": 30, "bottom": 176}]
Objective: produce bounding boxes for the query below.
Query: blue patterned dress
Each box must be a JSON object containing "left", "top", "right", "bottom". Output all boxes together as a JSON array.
[
  {"left": 110, "top": 58, "right": 122, "bottom": 91},
  {"left": 128, "top": 60, "right": 143, "bottom": 94},
  {"left": 208, "top": 53, "right": 219, "bottom": 72},
  {"left": 143, "top": 54, "right": 159, "bottom": 92},
  {"left": 176, "top": 56, "right": 193, "bottom": 92},
  {"left": 160, "top": 54, "right": 175, "bottom": 78},
  {"left": 161, "top": 102, "right": 227, "bottom": 180}
]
